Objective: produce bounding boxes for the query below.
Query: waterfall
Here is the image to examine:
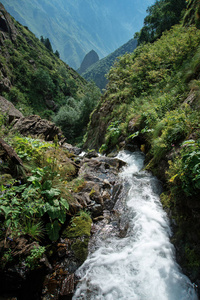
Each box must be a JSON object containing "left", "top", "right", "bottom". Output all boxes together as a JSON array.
[{"left": 73, "top": 151, "right": 198, "bottom": 300}]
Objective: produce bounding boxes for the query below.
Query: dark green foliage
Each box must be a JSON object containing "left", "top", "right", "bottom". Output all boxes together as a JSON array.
[
  {"left": 135, "top": 0, "right": 186, "bottom": 44},
  {"left": 54, "top": 50, "right": 60, "bottom": 58},
  {"left": 54, "top": 82, "right": 101, "bottom": 143},
  {"left": 32, "top": 68, "right": 55, "bottom": 96},
  {"left": 40, "top": 36, "right": 53, "bottom": 52},
  {"left": 183, "top": 0, "right": 200, "bottom": 29}
]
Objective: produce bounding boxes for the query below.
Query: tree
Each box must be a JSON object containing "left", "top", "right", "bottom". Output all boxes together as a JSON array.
[
  {"left": 135, "top": 0, "right": 187, "bottom": 44},
  {"left": 32, "top": 69, "right": 55, "bottom": 96},
  {"left": 40, "top": 36, "right": 53, "bottom": 52},
  {"left": 44, "top": 38, "right": 53, "bottom": 52},
  {"left": 55, "top": 50, "right": 60, "bottom": 58}
]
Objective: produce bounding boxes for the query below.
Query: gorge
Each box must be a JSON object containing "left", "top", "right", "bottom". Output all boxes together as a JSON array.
[{"left": 1, "top": 0, "right": 200, "bottom": 299}]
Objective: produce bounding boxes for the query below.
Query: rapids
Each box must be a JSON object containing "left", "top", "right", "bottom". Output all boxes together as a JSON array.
[{"left": 73, "top": 151, "right": 198, "bottom": 300}]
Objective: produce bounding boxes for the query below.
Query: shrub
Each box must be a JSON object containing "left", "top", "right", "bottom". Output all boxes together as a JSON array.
[
  {"left": 152, "top": 110, "right": 190, "bottom": 161},
  {"left": 168, "top": 139, "right": 200, "bottom": 196}
]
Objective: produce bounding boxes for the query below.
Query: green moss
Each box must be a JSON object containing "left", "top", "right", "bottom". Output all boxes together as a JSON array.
[
  {"left": 71, "top": 238, "right": 89, "bottom": 262},
  {"left": 0, "top": 174, "right": 13, "bottom": 185},
  {"left": 64, "top": 215, "right": 92, "bottom": 238},
  {"left": 89, "top": 188, "right": 96, "bottom": 198},
  {"left": 63, "top": 214, "right": 92, "bottom": 263},
  {"left": 160, "top": 192, "right": 171, "bottom": 209}
]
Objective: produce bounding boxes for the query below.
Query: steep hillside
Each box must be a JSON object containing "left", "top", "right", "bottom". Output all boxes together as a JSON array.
[
  {"left": 82, "top": 39, "right": 137, "bottom": 90},
  {"left": 1, "top": 0, "right": 155, "bottom": 69},
  {"left": 84, "top": 3, "right": 200, "bottom": 283},
  {"left": 0, "top": 4, "right": 101, "bottom": 143}
]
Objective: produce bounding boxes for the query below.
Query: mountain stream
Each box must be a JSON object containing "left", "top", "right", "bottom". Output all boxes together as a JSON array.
[{"left": 73, "top": 151, "right": 198, "bottom": 300}]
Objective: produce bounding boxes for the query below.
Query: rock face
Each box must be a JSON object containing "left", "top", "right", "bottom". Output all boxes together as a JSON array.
[
  {"left": 0, "top": 96, "right": 24, "bottom": 123},
  {"left": 78, "top": 50, "right": 99, "bottom": 74},
  {"left": 12, "top": 115, "right": 65, "bottom": 142},
  {"left": 0, "top": 3, "right": 17, "bottom": 42},
  {"left": 0, "top": 3, "right": 18, "bottom": 93}
]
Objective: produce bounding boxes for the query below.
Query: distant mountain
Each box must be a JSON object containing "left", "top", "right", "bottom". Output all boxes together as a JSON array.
[
  {"left": 82, "top": 39, "right": 138, "bottom": 90},
  {"left": 78, "top": 50, "right": 99, "bottom": 75},
  {"left": 1, "top": 0, "right": 155, "bottom": 69}
]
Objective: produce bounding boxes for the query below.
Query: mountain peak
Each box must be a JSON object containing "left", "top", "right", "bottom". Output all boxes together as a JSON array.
[{"left": 78, "top": 50, "right": 99, "bottom": 74}]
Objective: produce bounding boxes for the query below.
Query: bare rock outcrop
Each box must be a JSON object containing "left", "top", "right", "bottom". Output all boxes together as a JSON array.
[
  {"left": 0, "top": 3, "right": 18, "bottom": 42},
  {"left": 12, "top": 115, "right": 65, "bottom": 142},
  {"left": 0, "top": 96, "right": 24, "bottom": 123}
]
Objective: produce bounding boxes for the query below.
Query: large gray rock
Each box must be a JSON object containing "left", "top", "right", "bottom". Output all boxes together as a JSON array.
[
  {"left": 12, "top": 115, "right": 65, "bottom": 142},
  {"left": 0, "top": 96, "right": 23, "bottom": 122}
]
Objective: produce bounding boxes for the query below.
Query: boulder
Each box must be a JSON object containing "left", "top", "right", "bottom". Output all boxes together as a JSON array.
[
  {"left": 0, "top": 96, "right": 23, "bottom": 123},
  {"left": 77, "top": 156, "right": 125, "bottom": 217},
  {"left": 12, "top": 115, "right": 65, "bottom": 142}
]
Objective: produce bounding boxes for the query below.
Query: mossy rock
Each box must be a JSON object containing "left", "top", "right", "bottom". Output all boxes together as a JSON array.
[
  {"left": 71, "top": 237, "right": 89, "bottom": 262},
  {"left": 0, "top": 174, "right": 13, "bottom": 185},
  {"left": 63, "top": 215, "right": 92, "bottom": 239}
]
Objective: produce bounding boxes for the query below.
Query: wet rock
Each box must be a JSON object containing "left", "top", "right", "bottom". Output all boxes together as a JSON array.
[
  {"left": 89, "top": 203, "right": 103, "bottom": 218},
  {"left": 84, "top": 150, "right": 99, "bottom": 158},
  {"left": 104, "top": 183, "right": 123, "bottom": 210},
  {"left": 60, "top": 273, "right": 75, "bottom": 296},
  {"left": 102, "top": 190, "right": 111, "bottom": 201},
  {"left": 63, "top": 143, "right": 82, "bottom": 155}
]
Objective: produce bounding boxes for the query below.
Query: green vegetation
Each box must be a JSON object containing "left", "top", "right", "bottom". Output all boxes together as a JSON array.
[
  {"left": 26, "top": 245, "right": 46, "bottom": 269},
  {"left": 0, "top": 136, "right": 76, "bottom": 243},
  {"left": 0, "top": 127, "right": 90, "bottom": 270},
  {"left": 63, "top": 211, "right": 92, "bottom": 262},
  {"left": 53, "top": 82, "right": 101, "bottom": 143}
]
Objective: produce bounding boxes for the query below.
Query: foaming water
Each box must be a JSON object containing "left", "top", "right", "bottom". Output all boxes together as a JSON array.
[{"left": 73, "top": 151, "right": 198, "bottom": 300}]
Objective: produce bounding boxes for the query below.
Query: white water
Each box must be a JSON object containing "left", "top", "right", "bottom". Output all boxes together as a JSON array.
[{"left": 73, "top": 151, "right": 198, "bottom": 300}]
